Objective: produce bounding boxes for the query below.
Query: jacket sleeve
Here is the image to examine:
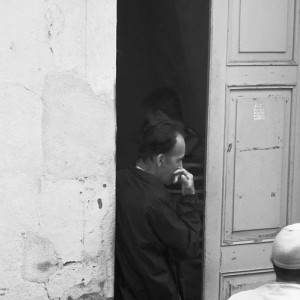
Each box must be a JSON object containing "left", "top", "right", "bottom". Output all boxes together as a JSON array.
[{"left": 146, "top": 194, "right": 202, "bottom": 261}]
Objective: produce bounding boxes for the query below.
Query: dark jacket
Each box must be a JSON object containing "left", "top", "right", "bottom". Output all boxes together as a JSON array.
[{"left": 115, "top": 168, "right": 202, "bottom": 300}]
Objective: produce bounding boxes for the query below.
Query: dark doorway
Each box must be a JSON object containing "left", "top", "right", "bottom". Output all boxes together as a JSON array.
[{"left": 116, "top": 1, "right": 209, "bottom": 299}]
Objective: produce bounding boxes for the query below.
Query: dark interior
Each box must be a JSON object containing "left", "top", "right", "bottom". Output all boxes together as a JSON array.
[
  {"left": 116, "top": 1, "right": 209, "bottom": 298},
  {"left": 116, "top": 0, "right": 209, "bottom": 169}
]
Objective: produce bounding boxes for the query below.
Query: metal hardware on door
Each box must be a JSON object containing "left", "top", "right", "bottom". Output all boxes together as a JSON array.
[{"left": 227, "top": 143, "right": 232, "bottom": 152}]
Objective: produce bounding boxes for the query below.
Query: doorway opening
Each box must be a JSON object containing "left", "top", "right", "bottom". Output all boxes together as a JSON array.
[{"left": 116, "top": 1, "right": 210, "bottom": 299}]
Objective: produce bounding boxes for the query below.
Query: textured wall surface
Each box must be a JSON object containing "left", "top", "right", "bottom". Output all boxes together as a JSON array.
[{"left": 0, "top": 1, "right": 116, "bottom": 299}]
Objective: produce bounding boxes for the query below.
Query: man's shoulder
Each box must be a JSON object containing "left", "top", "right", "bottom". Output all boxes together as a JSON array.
[
  {"left": 117, "top": 168, "right": 132, "bottom": 176},
  {"left": 116, "top": 168, "right": 134, "bottom": 181},
  {"left": 228, "top": 289, "right": 255, "bottom": 300},
  {"left": 229, "top": 283, "right": 300, "bottom": 300},
  {"left": 228, "top": 284, "right": 272, "bottom": 300}
]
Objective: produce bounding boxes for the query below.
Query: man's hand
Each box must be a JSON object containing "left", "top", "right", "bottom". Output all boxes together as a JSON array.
[{"left": 172, "top": 168, "right": 195, "bottom": 195}]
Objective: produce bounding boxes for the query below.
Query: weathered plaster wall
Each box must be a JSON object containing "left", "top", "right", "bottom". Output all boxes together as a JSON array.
[{"left": 0, "top": 1, "right": 116, "bottom": 299}]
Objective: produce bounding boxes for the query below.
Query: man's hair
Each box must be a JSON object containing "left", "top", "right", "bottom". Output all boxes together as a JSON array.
[
  {"left": 137, "top": 118, "right": 184, "bottom": 161},
  {"left": 273, "top": 263, "right": 300, "bottom": 282},
  {"left": 141, "top": 87, "right": 184, "bottom": 123}
]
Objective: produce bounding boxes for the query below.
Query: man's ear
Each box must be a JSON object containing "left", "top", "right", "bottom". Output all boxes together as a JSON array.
[{"left": 156, "top": 154, "right": 165, "bottom": 167}]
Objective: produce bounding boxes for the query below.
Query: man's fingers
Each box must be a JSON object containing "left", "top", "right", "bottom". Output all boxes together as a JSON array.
[
  {"left": 172, "top": 174, "right": 180, "bottom": 184},
  {"left": 173, "top": 168, "right": 190, "bottom": 178},
  {"left": 172, "top": 168, "right": 193, "bottom": 184},
  {"left": 173, "top": 168, "right": 185, "bottom": 175},
  {"left": 180, "top": 175, "right": 187, "bottom": 183}
]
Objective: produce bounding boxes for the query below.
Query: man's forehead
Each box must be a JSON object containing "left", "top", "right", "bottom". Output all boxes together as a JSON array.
[{"left": 167, "top": 135, "right": 185, "bottom": 157}]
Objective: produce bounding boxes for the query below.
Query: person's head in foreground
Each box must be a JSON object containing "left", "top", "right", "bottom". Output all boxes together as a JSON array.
[
  {"left": 271, "top": 223, "right": 300, "bottom": 284},
  {"left": 228, "top": 223, "right": 300, "bottom": 300}
]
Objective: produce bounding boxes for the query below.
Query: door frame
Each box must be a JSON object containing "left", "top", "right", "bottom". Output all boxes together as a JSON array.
[{"left": 203, "top": 1, "right": 229, "bottom": 299}]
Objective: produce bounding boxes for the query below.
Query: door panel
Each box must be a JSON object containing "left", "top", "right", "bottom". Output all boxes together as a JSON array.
[
  {"left": 228, "top": 0, "right": 297, "bottom": 64},
  {"left": 205, "top": 0, "right": 300, "bottom": 299},
  {"left": 239, "top": 0, "right": 288, "bottom": 52},
  {"left": 224, "top": 89, "right": 291, "bottom": 241},
  {"left": 221, "top": 270, "right": 275, "bottom": 299}
]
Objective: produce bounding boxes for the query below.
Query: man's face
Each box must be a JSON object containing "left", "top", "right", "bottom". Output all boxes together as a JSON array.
[{"left": 158, "top": 134, "right": 185, "bottom": 185}]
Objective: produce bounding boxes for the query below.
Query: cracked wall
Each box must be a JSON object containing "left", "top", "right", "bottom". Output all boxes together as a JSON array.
[{"left": 0, "top": 1, "right": 116, "bottom": 299}]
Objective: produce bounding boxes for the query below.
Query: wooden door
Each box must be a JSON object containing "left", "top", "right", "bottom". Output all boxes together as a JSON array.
[{"left": 204, "top": 0, "right": 300, "bottom": 299}]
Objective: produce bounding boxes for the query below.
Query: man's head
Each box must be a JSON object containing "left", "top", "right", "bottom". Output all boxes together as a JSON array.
[
  {"left": 271, "top": 223, "right": 300, "bottom": 283},
  {"left": 138, "top": 119, "right": 185, "bottom": 185}
]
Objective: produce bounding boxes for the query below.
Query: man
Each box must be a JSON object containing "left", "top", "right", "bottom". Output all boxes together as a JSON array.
[
  {"left": 140, "top": 87, "right": 205, "bottom": 300},
  {"left": 115, "top": 119, "right": 202, "bottom": 300},
  {"left": 228, "top": 223, "right": 300, "bottom": 300}
]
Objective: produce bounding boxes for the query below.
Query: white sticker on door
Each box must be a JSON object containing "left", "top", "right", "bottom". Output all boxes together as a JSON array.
[{"left": 254, "top": 102, "right": 265, "bottom": 120}]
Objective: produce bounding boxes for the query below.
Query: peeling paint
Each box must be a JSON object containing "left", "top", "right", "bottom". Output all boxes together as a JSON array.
[
  {"left": 45, "top": 3, "right": 65, "bottom": 39},
  {"left": 227, "top": 143, "right": 232, "bottom": 152},
  {"left": 37, "top": 261, "right": 56, "bottom": 272},
  {"left": 9, "top": 42, "right": 15, "bottom": 50},
  {"left": 240, "top": 146, "right": 280, "bottom": 152},
  {"left": 56, "top": 277, "right": 108, "bottom": 300},
  {"left": 97, "top": 199, "right": 103, "bottom": 209},
  {"left": 63, "top": 261, "right": 81, "bottom": 267},
  {"left": 22, "top": 233, "right": 61, "bottom": 283},
  {"left": 76, "top": 292, "right": 105, "bottom": 300}
]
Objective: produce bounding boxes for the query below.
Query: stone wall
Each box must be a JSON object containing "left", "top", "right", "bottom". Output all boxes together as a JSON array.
[{"left": 0, "top": 1, "right": 116, "bottom": 299}]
